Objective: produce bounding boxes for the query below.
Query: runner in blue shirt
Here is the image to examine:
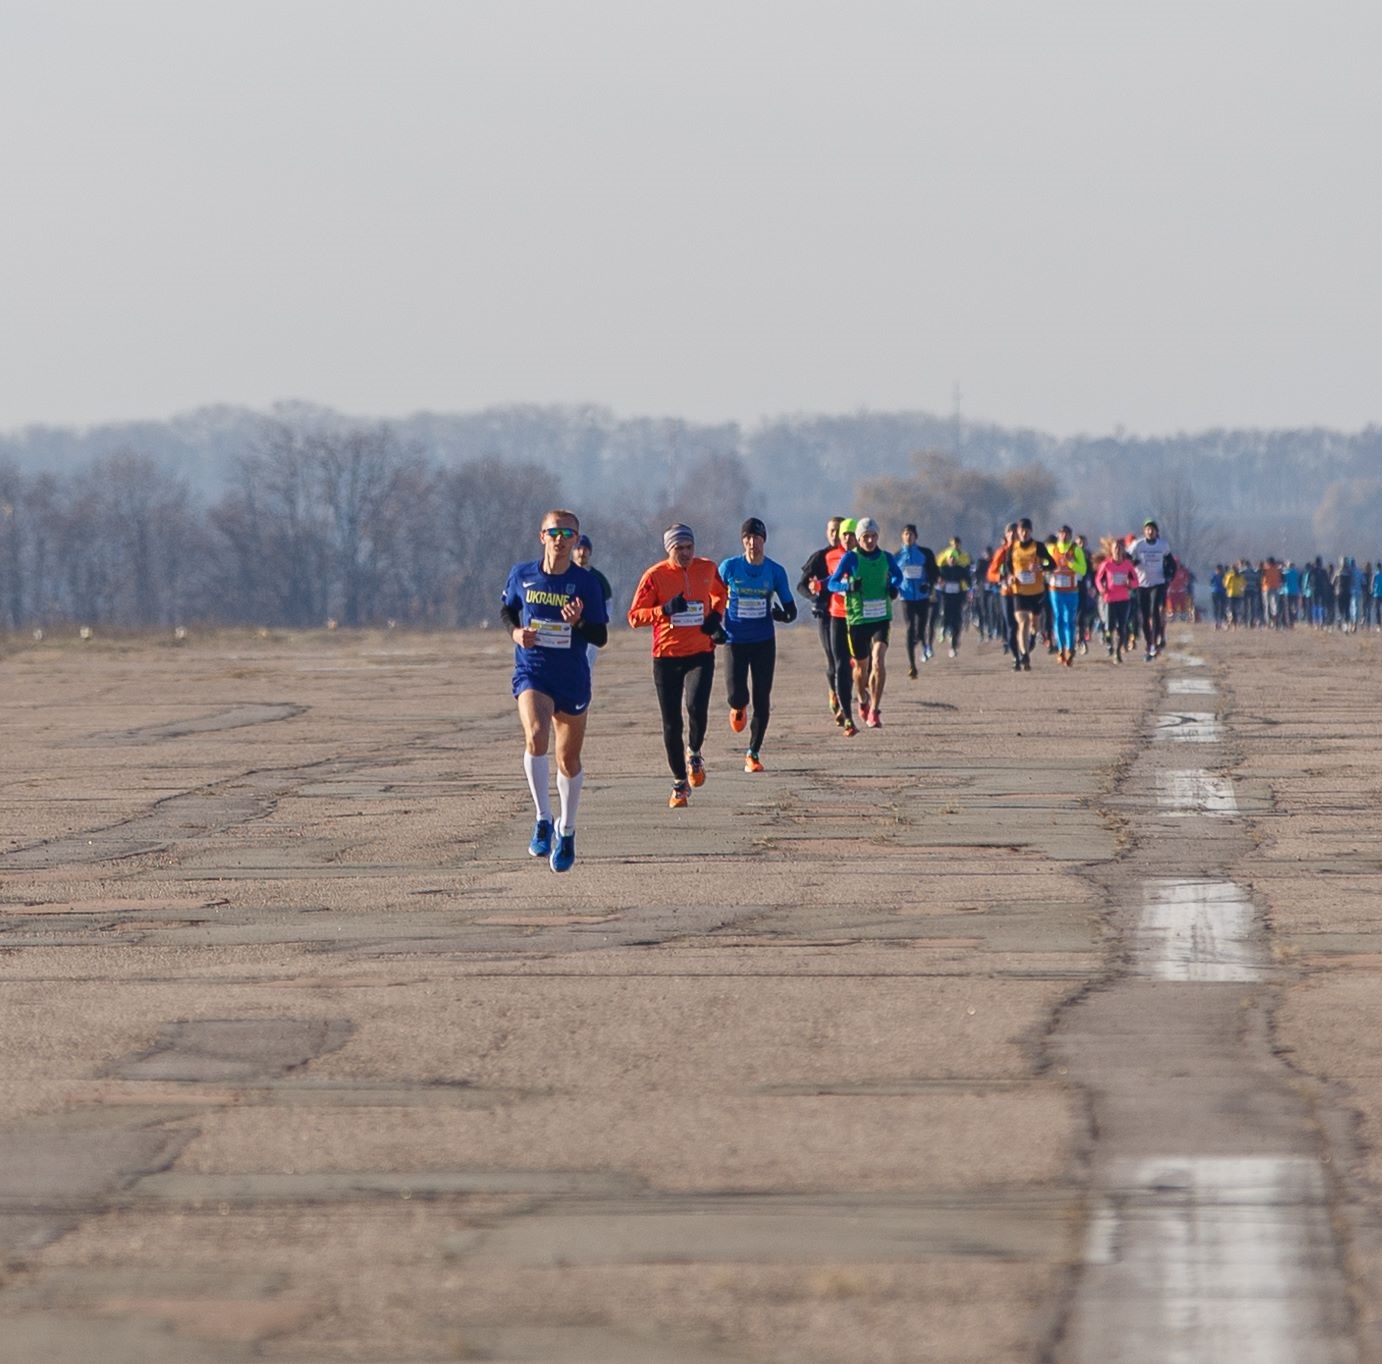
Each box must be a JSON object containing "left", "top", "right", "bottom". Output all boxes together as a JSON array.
[
  {"left": 718, "top": 517, "right": 796, "bottom": 772},
  {"left": 498, "top": 508, "right": 609, "bottom": 872},
  {"left": 895, "top": 524, "right": 939, "bottom": 678},
  {"left": 1282, "top": 561, "right": 1302, "bottom": 629}
]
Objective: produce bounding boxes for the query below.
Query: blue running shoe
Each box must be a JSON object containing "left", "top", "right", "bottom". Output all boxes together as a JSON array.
[
  {"left": 529, "top": 818, "right": 553, "bottom": 858},
  {"left": 550, "top": 830, "right": 575, "bottom": 873}
]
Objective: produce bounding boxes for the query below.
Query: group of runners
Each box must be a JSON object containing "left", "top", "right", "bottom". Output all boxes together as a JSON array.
[
  {"left": 1209, "top": 557, "right": 1382, "bottom": 630},
  {"left": 500, "top": 510, "right": 800, "bottom": 870},
  {"left": 500, "top": 508, "right": 1178, "bottom": 871}
]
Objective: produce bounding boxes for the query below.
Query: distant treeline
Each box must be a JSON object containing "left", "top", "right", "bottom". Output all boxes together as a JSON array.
[
  {"left": 2, "top": 403, "right": 1380, "bottom": 629},
  {"left": 0, "top": 418, "right": 756, "bottom": 630}
]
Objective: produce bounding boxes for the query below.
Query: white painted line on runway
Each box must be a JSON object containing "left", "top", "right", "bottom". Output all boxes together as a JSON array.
[
  {"left": 1156, "top": 770, "right": 1239, "bottom": 818},
  {"left": 1168, "top": 677, "right": 1216, "bottom": 695},
  {"left": 1069, "top": 1156, "right": 1355, "bottom": 1364},
  {"left": 1155, "top": 712, "right": 1224, "bottom": 743},
  {"left": 1133, "top": 879, "right": 1266, "bottom": 982},
  {"left": 1166, "top": 651, "right": 1207, "bottom": 668}
]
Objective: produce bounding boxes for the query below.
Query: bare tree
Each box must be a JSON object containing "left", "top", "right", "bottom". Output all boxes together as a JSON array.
[
  {"left": 1313, "top": 478, "right": 1382, "bottom": 559},
  {"left": 656, "top": 451, "right": 755, "bottom": 565},
  {"left": 311, "top": 424, "right": 424, "bottom": 627},
  {"left": 441, "top": 457, "right": 566, "bottom": 625},
  {"left": 21, "top": 472, "right": 62, "bottom": 626},
  {"left": 1157, "top": 468, "right": 1215, "bottom": 574},
  {"left": 223, "top": 422, "right": 331, "bottom": 627},
  {"left": 0, "top": 460, "right": 24, "bottom": 629},
  {"left": 858, "top": 451, "right": 1057, "bottom": 550},
  {"left": 376, "top": 459, "right": 449, "bottom": 625},
  {"left": 55, "top": 483, "right": 117, "bottom": 623},
  {"left": 96, "top": 450, "right": 204, "bottom": 626}
]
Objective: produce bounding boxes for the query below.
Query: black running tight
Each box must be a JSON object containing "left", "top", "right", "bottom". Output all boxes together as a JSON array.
[
  {"left": 815, "top": 612, "right": 836, "bottom": 692},
  {"left": 1138, "top": 584, "right": 1167, "bottom": 651},
  {"left": 829, "top": 617, "right": 854, "bottom": 720},
  {"left": 903, "top": 599, "right": 931, "bottom": 667},
  {"left": 726, "top": 638, "right": 776, "bottom": 753},
  {"left": 653, "top": 652, "right": 715, "bottom": 782}
]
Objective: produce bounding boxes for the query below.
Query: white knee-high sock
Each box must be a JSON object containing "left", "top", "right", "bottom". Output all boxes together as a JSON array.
[
  {"left": 557, "top": 770, "right": 584, "bottom": 834},
  {"left": 524, "top": 753, "right": 552, "bottom": 820}
]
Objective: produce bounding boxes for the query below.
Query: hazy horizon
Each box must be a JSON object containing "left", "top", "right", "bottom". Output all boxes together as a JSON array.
[
  {"left": 4, "top": 396, "right": 1381, "bottom": 447},
  {"left": 5, "top": 0, "right": 1379, "bottom": 437}
]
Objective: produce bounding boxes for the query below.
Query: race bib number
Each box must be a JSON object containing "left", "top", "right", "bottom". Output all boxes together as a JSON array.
[
  {"left": 1051, "top": 572, "right": 1074, "bottom": 589},
  {"left": 1018, "top": 570, "right": 1036, "bottom": 586},
  {"left": 942, "top": 581, "right": 961, "bottom": 594},
  {"left": 861, "top": 598, "right": 888, "bottom": 620},
  {"left": 671, "top": 601, "right": 705, "bottom": 628},
  {"left": 735, "top": 597, "right": 768, "bottom": 619},
  {"left": 533, "top": 619, "right": 573, "bottom": 648},
  {"left": 902, "top": 565, "right": 924, "bottom": 580}
]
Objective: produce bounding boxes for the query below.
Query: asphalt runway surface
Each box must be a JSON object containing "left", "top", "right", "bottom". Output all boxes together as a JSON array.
[{"left": 2, "top": 621, "right": 1381, "bottom": 1362}]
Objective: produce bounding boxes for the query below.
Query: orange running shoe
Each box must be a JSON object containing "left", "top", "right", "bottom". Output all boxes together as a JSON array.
[
  {"left": 688, "top": 754, "right": 706, "bottom": 787},
  {"left": 744, "top": 751, "right": 764, "bottom": 773},
  {"left": 669, "top": 782, "right": 690, "bottom": 808},
  {"left": 729, "top": 707, "right": 747, "bottom": 733},
  {"left": 842, "top": 719, "right": 858, "bottom": 738}
]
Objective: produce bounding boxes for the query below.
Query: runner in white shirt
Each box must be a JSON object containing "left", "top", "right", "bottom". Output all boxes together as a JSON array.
[{"left": 1129, "top": 518, "right": 1177, "bottom": 661}]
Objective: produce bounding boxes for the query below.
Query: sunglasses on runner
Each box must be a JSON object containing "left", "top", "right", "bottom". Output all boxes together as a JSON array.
[{"left": 542, "top": 527, "right": 577, "bottom": 540}]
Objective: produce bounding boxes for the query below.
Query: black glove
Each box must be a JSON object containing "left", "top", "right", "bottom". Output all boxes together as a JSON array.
[
  {"left": 701, "top": 610, "right": 727, "bottom": 644},
  {"left": 771, "top": 602, "right": 797, "bottom": 623},
  {"left": 663, "top": 593, "right": 688, "bottom": 617}
]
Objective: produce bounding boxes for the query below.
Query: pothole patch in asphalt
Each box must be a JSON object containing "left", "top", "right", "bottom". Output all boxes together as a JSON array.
[{"left": 102, "top": 1017, "right": 353, "bottom": 1083}]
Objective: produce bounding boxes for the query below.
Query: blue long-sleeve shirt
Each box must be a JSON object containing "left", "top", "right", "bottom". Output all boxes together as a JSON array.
[
  {"left": 717, "top": 555, "right": 795, "bottom": 645},
  {"left": 895, "top": 544, "right": 938, "bottom": 602}
]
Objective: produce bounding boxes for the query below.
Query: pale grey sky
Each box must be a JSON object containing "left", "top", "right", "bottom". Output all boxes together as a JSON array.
[{"left": 3, "top": 0, "right": 1379, "bottom": 436}]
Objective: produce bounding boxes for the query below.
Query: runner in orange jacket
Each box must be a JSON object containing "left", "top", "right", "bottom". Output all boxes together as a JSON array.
[
  {"left": 628, "top": 523, "right": 729, "bottom": 807},
  {"left": 987, "top": 522, "right": 1019, "bottom": 659}
]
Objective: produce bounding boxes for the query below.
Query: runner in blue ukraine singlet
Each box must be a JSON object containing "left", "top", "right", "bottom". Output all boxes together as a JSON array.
[
  {"left": 501, "top": 556, "right": 609, "bottom": 716},
  {"left": 498, "top": 509, "right": 610, "bottom": 874}
]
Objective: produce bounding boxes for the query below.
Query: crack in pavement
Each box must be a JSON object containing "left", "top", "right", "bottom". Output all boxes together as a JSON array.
[
  {"left": 0, "top": 761, "right": 366, "bottom": 869},
  {"left": 79, "top": 702, "right": 308, "bottom": 746},
  {"left": 1052, "top": 637, "right": 1359, "bottom": 1363}
]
